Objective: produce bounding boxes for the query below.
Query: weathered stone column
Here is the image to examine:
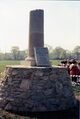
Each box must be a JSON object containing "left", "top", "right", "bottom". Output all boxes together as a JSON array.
[
  {"left": 29, "top": 9, "right": 44, "bottom": 57},
  {"left": 26, "top": 9, "right": 44, "bottom": 66}
]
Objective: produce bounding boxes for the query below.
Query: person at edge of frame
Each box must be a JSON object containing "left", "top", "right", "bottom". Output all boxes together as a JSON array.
[{"left": 69, "top": 59, "right": 80, "bottom": 82}]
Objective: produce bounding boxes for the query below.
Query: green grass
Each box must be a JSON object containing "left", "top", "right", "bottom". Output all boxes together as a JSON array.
[
  {"left": 73, "top": 85, "right": 80, "bottom": 96},
  {"left": 50, "top": 60, "right": 61, "bottom": 66},
  {"left": 0, "top": 60, "right": 20, "bottom": 72},
  {"left": 0, "top": 60, "right": 60, "bottom": 73}
]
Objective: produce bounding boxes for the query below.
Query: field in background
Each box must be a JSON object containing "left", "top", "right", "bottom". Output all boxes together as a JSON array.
[
  {"left": 0, "top": 60, "right": 20, "bottom": 72},
  {"left": 0, "top": 60, "right": 60, "bottom": 72},
  {"left": 50, "top": 60, "right": 61, "bottom": 66}
]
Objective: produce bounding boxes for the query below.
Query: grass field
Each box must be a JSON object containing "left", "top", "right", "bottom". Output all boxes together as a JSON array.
[
  {"left": 50, "top": 60, "right": 61, "bottom": 66},
  {"left": 73, "top": 85, "right": 80, "bottom": 96},
  {"left": 0, "top": 60, "right": 20, "bottom": 72},
  {"left": 0, "top": 60, "right": 60, "bottom": 73}
]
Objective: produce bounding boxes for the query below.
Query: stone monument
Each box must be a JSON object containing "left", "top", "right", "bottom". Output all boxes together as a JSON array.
[
  {"left": 26, "top": 10, "right": 44, "bottom": 66},
  {"left": 0, "top": 9, "right": 77, "bottom": 113},
  {"left": 22, "top": 9, "right": 50, "bottom": 66}
]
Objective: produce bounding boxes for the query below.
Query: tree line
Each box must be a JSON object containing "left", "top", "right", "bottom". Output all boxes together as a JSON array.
[
  {"left": 0, "top": 45, "right": 80, "bottom": 60},
  {"left": 0, "top": 47, "right": 27, "bottom": 60},
  {"left": 49, "top": 45, "right": 80, "bottom": 60}
]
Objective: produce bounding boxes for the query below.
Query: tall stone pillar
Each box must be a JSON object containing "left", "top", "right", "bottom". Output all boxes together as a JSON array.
[{"left": 26, "top": 9, "right": 44, "bottom": 66}]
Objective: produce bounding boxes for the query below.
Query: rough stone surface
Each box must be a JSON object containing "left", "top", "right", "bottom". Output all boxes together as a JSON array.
[{"left": 0, "top": 66, "right": 76, "bottom": 112}]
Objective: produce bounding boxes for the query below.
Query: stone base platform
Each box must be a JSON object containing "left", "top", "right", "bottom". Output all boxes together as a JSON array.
[{"left": 0, "top": 66, "right": 76, "bottom": 112}]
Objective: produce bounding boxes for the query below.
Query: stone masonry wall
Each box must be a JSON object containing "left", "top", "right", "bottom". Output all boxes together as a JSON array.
[{"left": 0, "top": 66, "right": 76, "bottom": 113}]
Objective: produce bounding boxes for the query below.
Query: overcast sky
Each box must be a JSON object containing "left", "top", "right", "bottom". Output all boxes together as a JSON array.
[{"left": 0, "top": 0, "right": 80, "bottom": 52}]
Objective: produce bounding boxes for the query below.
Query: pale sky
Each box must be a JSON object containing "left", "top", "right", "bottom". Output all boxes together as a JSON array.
[{"left": 0, "top": 0, "right": 80, "bottom": 52}]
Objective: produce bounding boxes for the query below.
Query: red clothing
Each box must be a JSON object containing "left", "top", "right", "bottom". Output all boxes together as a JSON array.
[{"left": 69, "top": 64, "right": 80, "bottom": 75}]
